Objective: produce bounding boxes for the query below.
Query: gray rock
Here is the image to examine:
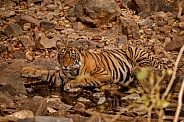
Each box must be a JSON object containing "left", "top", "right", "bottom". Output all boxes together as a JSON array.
[{"left": 67, "top": 0, "right": 121, "bottom": 27}]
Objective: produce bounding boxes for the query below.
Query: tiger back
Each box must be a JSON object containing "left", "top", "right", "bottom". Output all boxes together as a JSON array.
[{"left": 21, "top": 40, "right": 162, "bottom": 91}]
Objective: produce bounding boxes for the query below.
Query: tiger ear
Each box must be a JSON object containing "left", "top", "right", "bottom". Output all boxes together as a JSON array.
[{"left": 56, "top": 40, "right": 64, "bottom": 49}]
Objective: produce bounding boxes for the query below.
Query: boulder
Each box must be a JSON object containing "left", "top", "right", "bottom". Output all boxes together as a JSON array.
[{"left": 67, "top": 0, "right": 121, "bottom": 27}]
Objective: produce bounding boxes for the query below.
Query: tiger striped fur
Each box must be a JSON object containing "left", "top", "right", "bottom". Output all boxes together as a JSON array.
[{"left": 21, "top": 40, "right": 161, "bottom": 91}]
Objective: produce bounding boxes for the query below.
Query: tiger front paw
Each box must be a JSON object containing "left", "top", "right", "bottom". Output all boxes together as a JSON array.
[{"left": 21, "top": 67, "right": 37, "bottom": 77}]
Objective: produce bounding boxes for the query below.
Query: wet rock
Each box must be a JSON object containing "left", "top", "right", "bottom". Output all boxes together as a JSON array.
[
  {"left": 40, "top": 21, "right": 56, "bottom": 30},
  {"left": 165, "top": 36, "right": 184, "bottom": 51},
  {"left": 4, "top": 23, "right": 23, "bottom": 36},
  {"left": 34, "top": 116, "right": 73, "bottom": 122},
  {"left": 16, "top": 15, "right": 40, "bottom": 27},
  {"left": 21, "top": 96, "right": 47, "bottom": 116},
  {"left": 67, "top": 0, "right": 121, "bottom": 27}
]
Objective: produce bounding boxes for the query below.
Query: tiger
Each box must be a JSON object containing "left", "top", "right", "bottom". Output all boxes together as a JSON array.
[{"left": 21, "top": 40, "right": 162, "bottom": 91}]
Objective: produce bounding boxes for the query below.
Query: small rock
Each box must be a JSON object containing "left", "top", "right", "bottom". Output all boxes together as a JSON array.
[
  {"left": 0, "top": 42, "right": 7, "bottom": 54},
  {"left": 20, "top": 35, "right": 36, "bottom": 49},
  {"left": 46, "top": 4, "right": 59, "bottom": 11},
  {"left": 7, "top": 110, "right": 34, "bottom": 119},
  {"left": 138, "top": 18, "right": 153, "bottom": 27},
  {"left": 178, "top": 22, "right": 184, "bottom": 29},
  {"left": 73, "top": 22, "right": 85, "bottom": 30},
  {"left": 165, "top": 36, "right": 184, "bottom": 51},
  {"left": 21, "top": 96, "right": 47, "bottom": 116},
  {"left": 179, "top": 30, "right": 184, "bottom": 36},
  {"left": 36, "top": 33, "right": 60, "bottom": 49},
  {"left": 14, "top": 50, "right": 26, "bottom": 59},
  {"left": 157, "top": 20, "right": 168, "bottom": 27},
  {"left": 40, "top": 21, "right": 56, "bottom": 30},
  {"left": 97, "top": 96, "right": 106, "bottom": 105},
  {"left": 4, "top": 23, "right": 23, "bottom": 36},
  {"left": 23, "top": 23, "right": 32, "bottom": 31},
  {"left": 64, "top": 0, "right": 80, "bottom": 6},
  {"left": 0, "top": 91, "right": 15, "bottom": 108},
  {"left": 67, "top": 34, "right": 80, "bottom": 40},
  {"left": 117, "top": 35, "right": 127, "bottom": 45},
  {"left": 16, "top": 15, "right": 40, "bottom": 26},
  {"left": 74, "top": 102, "right": 85, "bottom": 111},
  {"left": 163, "top": 37, "right": 171, "bottom": 47},
  {"left": 34, "top": 116, "right": 73, "bottom": 122},
  {"left": 78, "top": 97, "right": 91, "bottom": 103},
  {"left": 0, "top": 10, "right": 15, "bottom": 18}
]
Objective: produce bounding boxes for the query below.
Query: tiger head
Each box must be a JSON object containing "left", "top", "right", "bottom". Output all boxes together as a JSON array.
[{"left": 56, "top": 40, "right": 82, "bottom": 70}]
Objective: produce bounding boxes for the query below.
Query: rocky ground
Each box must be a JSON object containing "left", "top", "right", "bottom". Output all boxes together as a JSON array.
[{"left": 0, "top": 0, "right": 184, "bottom": 122}]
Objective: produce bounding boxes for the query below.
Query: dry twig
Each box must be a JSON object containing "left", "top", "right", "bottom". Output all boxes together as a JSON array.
[{"left": 173, "top": 79, "right": 184, "bottom": 122}]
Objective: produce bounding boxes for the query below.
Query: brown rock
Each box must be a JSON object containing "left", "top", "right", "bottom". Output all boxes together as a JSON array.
[
  {"left": 4, "top": 23, "right": 23, "bottom": 36},
  {"left": 0, "top": 91, "right": 15, "bottom": 108},
  {"left": 16, "top": 15, "right": 40, "bottom": 26},
  {"left": 0, "top": 10, "right": 15, "bottom": 18},
  {"left": 178, "top": 22, "right": 184, "bottom": 29},
  {"left": 35, "top": 32, "right": 60, "bottom": 49},
  {"left": 73, "top": 22, "right": 85, "bottom": 30},
  {"left": 7, "top": 110, "right": 34, "bottom": 119},
  {"left": 74, "top": 102, "right": 85, "bottom": 111},
  {"left": 165, "top": 36, "right": 184, "bottom": 51},
  {"left": 21, "top": 96, "right": 47, "bottom": 116},
  {"left": 0, "top": 59, "right": 28, "bottom": 94},
  {"left": 64, "top": 0, "right": 80, "bottom": 6},
  {"left": 20, "top": 35, "right": 36, "bottom": 49},
  {"left": 13, "top": 50, "right": 26, "bottom": 59},
  {"left": 0, "top": 42, "right": 7, "bottom": 54},
  {"left": 117, "top": 35, "right": 127, "bottom": 45},
  {"left": 40, "top": 21, "right": 56, "bottom": 30},
  {"left": 67, "top": 0, "right": 121, "bottom": 27}
]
